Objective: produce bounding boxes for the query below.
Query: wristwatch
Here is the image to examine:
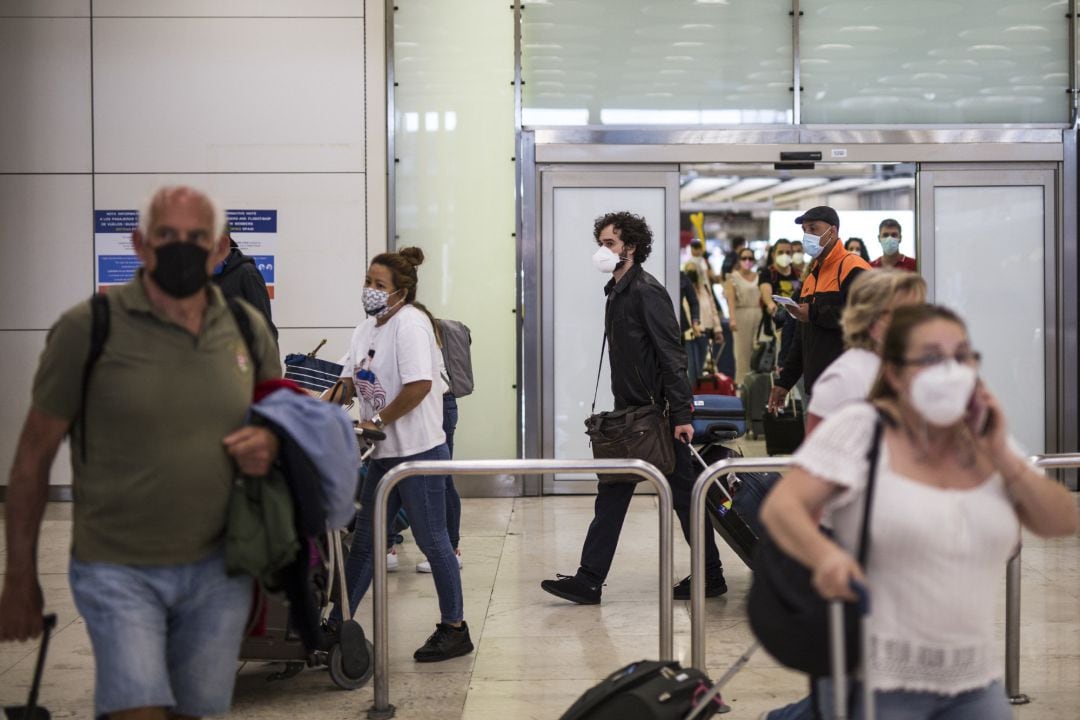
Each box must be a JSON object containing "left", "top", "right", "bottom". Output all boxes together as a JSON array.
[{"left": 371, "top": 413, "right": 385, "bottom": 429}]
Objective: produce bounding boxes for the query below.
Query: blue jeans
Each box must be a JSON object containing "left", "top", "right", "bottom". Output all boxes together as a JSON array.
[
  {"left": 69, "top": 550, "right": 251, "bottom": 718},
  {"left": 344, "top": 443, "right": 463, "bottom": 623},
  {"left": 792, "top": 679, "right": 1011, "bottom": 720}
]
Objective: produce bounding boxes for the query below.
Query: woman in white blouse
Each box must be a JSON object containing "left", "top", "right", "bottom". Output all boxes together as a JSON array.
[
  {"left": 805, "top": 270, "right": 926, "bottom": 434},
  {"left": 761, "top": 304, "right": 1077, "bottom": 719}
]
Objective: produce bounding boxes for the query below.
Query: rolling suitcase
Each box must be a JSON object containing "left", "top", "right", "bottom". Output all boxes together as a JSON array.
[
  {"left": 763, "top": 397, "right": 805, "bottom": 456},
  {"left": 687, "top": 443, "right": 764, "bottom": 568},
  {"left": 5, "top": 614, "right": 56, "bottom": 720},
  {"left": 694, "top": 372, "right": 736, "bottom": 396},
  {"left": 691, "top": 395, "right": 745, "bottom": 441},
  {"left": 739, "top": 372, "right": 771, "bottom": 438},
  {"left": 558, "top": 660, "right": 729, "bottom": 720}
]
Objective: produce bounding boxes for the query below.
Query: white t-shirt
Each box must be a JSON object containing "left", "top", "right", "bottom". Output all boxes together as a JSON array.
[
  {"left": 341, "top": 306, "right": 446, "bottom": 459},
  {"left": 793, "top": 403, "right": 1022, "bottom": 695},
  {"left": 807, "top": 348, "right": 880, "bottom": 419}
]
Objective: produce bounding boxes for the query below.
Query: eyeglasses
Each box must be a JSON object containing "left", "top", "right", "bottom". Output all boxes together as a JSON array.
[
  {"left": 900, "top": 351, "right": 982, "bottom": 368},
  {"left": 739, "top": 255, "right": 755, "bottom": 261}
]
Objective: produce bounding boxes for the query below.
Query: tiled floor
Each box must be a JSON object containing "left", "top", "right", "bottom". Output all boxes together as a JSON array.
[{"left": 1, "top": 490, "right": 1078, "bottom": 719}]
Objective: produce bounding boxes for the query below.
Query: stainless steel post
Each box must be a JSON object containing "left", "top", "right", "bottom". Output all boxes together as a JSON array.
[
  {"left": 367, "top": 458, "right": 673, "bottom": 720},
  {"left": 690, "top": 457, "right": 790, "bottom": 670},
  {"left": 1004, "top": 547, "right": 1027, "bottom": 705}
]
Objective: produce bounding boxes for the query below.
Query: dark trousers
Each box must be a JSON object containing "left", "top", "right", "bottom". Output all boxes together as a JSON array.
[{"left": 577, "top": 438, "right": 723, "bottom": 585}]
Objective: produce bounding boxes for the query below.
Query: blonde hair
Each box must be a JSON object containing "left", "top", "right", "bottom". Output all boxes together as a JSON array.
[{"left": 842, "top": 270, "right": 927, "bottom": 351}]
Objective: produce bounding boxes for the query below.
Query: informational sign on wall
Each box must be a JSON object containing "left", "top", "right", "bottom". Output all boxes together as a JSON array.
[
  {"left": 225, "top": 209, "right": 278, "bottom": 299},
  {"left": 94, "top": 210, "right": 140, "bottom": 292},
  {"left": 93, "top": 208, "right": 279, "bottom": 297}
]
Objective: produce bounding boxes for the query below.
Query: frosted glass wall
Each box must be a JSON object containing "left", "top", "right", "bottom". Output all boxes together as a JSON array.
[
  {"left": 521, "top": 0, "right": 793, "bottom": 125},
  {"left": 395, "top": 1, "right": 517, "bottom": 460},
  {"left": 800, "top": 0, "right": 1068, "bottom": 124}
]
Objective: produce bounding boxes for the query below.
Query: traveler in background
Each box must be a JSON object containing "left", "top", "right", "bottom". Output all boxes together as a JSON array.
[
  {"left": 768, "top": 206, "right": 870, "bottom": 413},
  {"left": 806, "top": 270, "right": 927, "bottom": 434},
  {"left": 721, "top": 235, "right": 748, "bottom": 280},
  {"left": 871, "top": 218, "right": 917, "bottom": 272},
  {"left": 759, "top": 238, "right": 802, "bottom": 371},
  {"left": 686, "top": 264, "right": 725, "bottom": 377},
  {"left": 333, "top": 247, "right": 472, "bottom": 662},
  {"left": 725, "top": 246, "right": 762, "bottom": 386},
  {"left": 687, "top": 238, "right": 720, "bottom": 286},
  {"left": 0, "top": 186, "right": 282, "bottom": 719},
  {"left": 541, "top": 211, "right": 726, "bottom": 605},
  {"left": 680, "top": 269, "right": 703, "bottom": 384},
  {"left": 213, "top": 232, "right": 277, "bottom": 340},
  {"left": 845, "top": 237, "right": 871, "bottom": 263},
  {"left": 790, "top": 238, "right": 807, "bottom": 276},
  {"left": 761, "top": 304, "right": 1078, "bottom": 720}
]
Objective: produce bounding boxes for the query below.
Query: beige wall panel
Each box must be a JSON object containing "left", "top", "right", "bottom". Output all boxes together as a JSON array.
[
  {"left": 0, "top": 18, "right": 91, "bottom": 172},
  {"left": 0, "top": 175, "right": 93, "bottom": 329},
  {"left": 93, "top": 0, "right": 362, "bottom": 16},
  {"left": 93, "top": 18, "right": 365, "bottom": 173},
  {"left": 0, "top": 331, "right": 74, "bottom": 487},
  {"left": 0, "top": 0, "right": 88, "bottom": 16}
]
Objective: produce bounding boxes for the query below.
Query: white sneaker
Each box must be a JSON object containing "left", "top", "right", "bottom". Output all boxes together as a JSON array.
[
  {"left": 387, "top": 546, "right": 400, "bottom": 572},
  {"left": 416, "top": 550, "right": 463, "bottom": 573}
]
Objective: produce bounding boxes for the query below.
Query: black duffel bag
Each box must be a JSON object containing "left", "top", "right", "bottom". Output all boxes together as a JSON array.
[
  {"left": 559, "top": 660, "right": 725, "bottom": 720},
  {"left": 747, "top": 415, "right": 883, "bottom": 677}
]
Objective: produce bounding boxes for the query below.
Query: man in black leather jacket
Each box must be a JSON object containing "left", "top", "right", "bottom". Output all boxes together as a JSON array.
[{"left": 541, "top": 212, "right": 726, "bottom": 604}]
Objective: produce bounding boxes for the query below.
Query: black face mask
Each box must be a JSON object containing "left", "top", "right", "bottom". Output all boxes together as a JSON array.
[{"left": 149, "top": 242, "right": 211, "bottom": 298}]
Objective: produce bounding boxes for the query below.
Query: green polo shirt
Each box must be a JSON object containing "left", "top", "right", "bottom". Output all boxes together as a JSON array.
[{"left": 31, "top": 274, "right": 281, "bottom": 565}]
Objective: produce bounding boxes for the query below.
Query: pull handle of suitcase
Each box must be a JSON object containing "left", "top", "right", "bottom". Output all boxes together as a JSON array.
[
  {"left": 829, "top": 583, "right": 873, "bottom": 720},
  {"left": 684, "top": 442, "right": 732, "bottom": 504},
  {"left": 4, "top": 613, "right": 57, "bottom": 720}
]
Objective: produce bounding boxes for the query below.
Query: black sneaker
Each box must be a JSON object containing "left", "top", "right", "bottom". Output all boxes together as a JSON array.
[
  {"left": 413, "top": 622, "right": 474, "bottom": 663},
  {"left": 540, "top": 573, "right": 602, "bottom": 605},
  {"left": 672, "top": 573, "right": 727, "bottom": 600}
]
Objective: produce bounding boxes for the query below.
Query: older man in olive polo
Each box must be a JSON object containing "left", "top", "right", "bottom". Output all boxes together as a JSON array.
[{"left": 0, "top": 186, "right": 281, "bottom": 720}]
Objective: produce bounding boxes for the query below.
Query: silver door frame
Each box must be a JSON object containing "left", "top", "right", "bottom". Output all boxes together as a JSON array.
[
  {"left": 918, "top": 164, "right": 1063, "bottom": 461},
  {"left": 530, "top": 167, "right": 680, "bottom": 495}
]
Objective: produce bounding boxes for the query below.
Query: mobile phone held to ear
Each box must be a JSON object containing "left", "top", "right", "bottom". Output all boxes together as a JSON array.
[{"left": 966, "top": 390, "right": 991, "bottom": 437}]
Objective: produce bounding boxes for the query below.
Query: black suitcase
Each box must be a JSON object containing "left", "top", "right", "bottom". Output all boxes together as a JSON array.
[
  {"left": 739, "top": 372, "right": 771, "bottom": 438},
  {"left": 763, "top": 398, "right": 804, "bottom": 456},
  {"left": 690, "top": 444, "right": 778, "bottom": 569},
  {"left": 559, "top": 660, "right": 727, "bottom": 720}
]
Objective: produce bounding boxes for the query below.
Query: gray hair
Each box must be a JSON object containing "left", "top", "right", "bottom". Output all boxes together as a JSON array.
[{"left": 137, "top": 186, "right": 226, "bottom": 241}]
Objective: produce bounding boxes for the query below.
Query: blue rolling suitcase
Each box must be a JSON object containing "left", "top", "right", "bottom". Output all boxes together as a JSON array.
[{"left": 691, "top": 395, "right": 746, "bottom": 443}]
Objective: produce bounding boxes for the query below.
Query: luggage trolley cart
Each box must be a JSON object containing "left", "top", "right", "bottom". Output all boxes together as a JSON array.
[
  {"left": 239, "top": 342, "right": 381, "bottom": 690},
  {"left": 238, "top": 426, "right": 382, "bottom": 690}
]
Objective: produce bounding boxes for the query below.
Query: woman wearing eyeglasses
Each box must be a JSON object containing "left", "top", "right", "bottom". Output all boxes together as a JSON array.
[
  {"left": 724, "top": 247, "right": 762, "bottom": 386},
  {"left": 760, "top": 304, "right": 1078, "bottom": 719}
]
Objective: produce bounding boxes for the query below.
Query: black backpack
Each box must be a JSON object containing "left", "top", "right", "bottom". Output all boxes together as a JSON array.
[{"left": 76, "top": 293, "right": 260, "bottom": 461}]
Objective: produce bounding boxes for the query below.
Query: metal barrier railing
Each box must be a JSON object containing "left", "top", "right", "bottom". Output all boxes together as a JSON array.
[
  {"left": 689, "top": 456, "right": 790, "bottom": 670},
  {"left": 366, "top": 458, "right": 674, "bottom": 720},
  {"left": 688, "top": 453, "right": 1080, "bottom": 700},
  {"left": 1005, "top": 453, "right": 1080, "bottom": 705}
]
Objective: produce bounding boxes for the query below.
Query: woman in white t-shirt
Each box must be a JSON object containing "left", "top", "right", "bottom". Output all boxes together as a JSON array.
[
  {"left": 334, "top": 247, "right": 472, "bottom": 664},
  {"left": 805, "top": 270, "right": 926, "bottom": 435},
  {"left": 761, "top": 304, "right": 1078, "bottom": 719}
]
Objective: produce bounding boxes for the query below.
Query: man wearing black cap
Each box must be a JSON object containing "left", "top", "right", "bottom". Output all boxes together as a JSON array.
[{"left": 768, "top": 206, "right": 870, "bottom": 414}]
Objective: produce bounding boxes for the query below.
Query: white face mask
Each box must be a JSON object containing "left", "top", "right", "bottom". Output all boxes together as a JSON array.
[
  {"left": 774, "top": 254, "right": 792, "bottom": 268},
  {"left": 801, "top": 232, "right": 824, "bottom": 259},
  {"left": 363, "top": 287, "right": 402, "bottom": 317},
  {"left": 792, "top": 251, "right": 805, "bottom": 264},
  {"left": 880, "top": 237, "right": 901, "bottom": 256},
  {"left": 909, "top": 361, "right": 978, "bottom": 427},
  {"left": 592, "top": 245, "right": 626, "bottom": 274}
]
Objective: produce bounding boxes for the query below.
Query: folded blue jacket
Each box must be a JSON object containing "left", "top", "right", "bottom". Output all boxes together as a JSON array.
[{"left": 251, "top": 388, "right": 361, "bottom": 530}]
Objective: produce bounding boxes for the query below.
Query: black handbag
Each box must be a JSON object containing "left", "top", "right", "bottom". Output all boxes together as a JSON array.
[
  {"left": 763, "top": 395, "right": 805, "bottom": 456},
  {"left": 747, "top": 414, "right": 884, "bottom": 677},
  {"left": 584, "top": 334, "right": 675, "bottom": 483}
]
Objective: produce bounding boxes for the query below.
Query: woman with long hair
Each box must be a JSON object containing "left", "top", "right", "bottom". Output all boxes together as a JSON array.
[{"left": 761, "top": 305, "right": 1077, "bottom": 719}]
